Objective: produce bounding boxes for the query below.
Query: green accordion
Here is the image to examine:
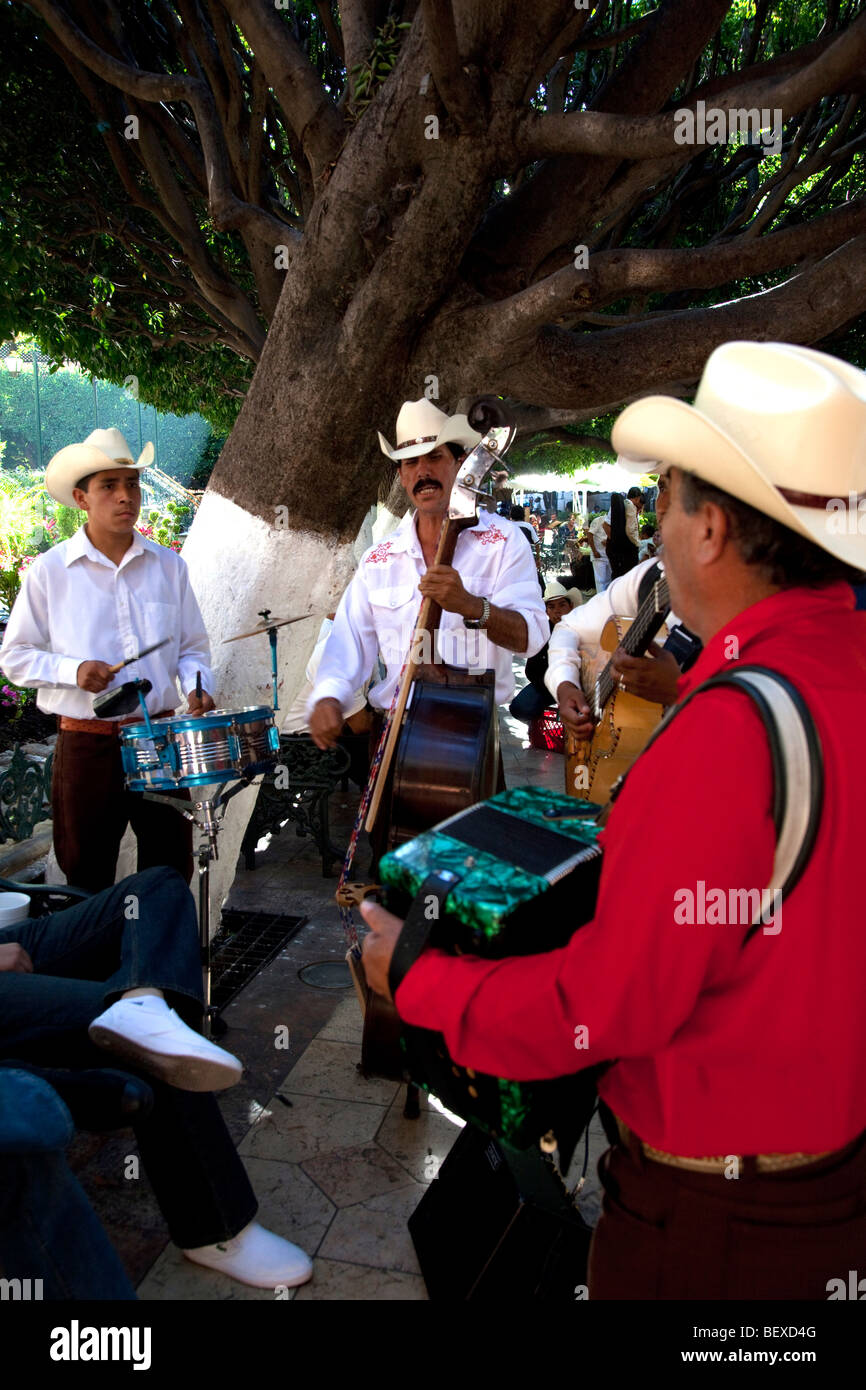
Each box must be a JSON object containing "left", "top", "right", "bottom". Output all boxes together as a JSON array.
[{"left": 379, "top": 786, "right": 604, "bottom": 1167}]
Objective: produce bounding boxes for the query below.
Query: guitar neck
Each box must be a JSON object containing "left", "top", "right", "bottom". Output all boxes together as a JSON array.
[{"left": 595, "top": 575, "right": 671, "bottom": 712}]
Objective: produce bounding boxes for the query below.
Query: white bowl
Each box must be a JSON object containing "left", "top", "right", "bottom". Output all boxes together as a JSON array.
[{"left": 0, "top": 892, "right": 31, "bottom": 926}]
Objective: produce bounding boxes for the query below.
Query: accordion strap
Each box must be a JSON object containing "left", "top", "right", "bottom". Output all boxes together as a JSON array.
[
  {"left": 388, "top": 869, "right": 463, "bottom": 998},
  {"left": 612, "top": 664, "right": 824, "bottom": 946}
]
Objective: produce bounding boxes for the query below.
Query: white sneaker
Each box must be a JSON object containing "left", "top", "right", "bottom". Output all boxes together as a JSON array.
[
  {"left": 88, "top": 997, "right": 243, "bottom": 1092},
  {"left": 182, "top": 1221, "right": 313, "bottom": 1289}
]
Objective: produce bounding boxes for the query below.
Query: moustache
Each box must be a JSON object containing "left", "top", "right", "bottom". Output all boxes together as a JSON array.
[{"left": 413, "top": 478, "right": 443, "bottom": 495}]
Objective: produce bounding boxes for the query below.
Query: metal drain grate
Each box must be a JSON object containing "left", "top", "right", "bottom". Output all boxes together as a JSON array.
[{"left": 211, "top": 910, "right": 306, "bottom": 1011}]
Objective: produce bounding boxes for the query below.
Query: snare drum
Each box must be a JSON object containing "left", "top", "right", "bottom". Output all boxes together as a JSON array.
[{"left": 120, "top": 705, "right": 279, "bottom": 790}]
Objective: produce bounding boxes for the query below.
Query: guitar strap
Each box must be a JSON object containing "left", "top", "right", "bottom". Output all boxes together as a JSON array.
[
  {"left": 609, "top": 664, "right": 824, "bottom": 945},
  {"left": 636, "top": 560, "right": 702, "bottom": 672}
]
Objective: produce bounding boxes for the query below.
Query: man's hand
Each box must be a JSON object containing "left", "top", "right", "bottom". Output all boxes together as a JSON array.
[
  {"left": 557, "top": 681, "right": 595, "bottom": 741},
  {"left": 418, "top": 565, "right": 478, "bottom": 619},
  {"left": 359, "top": 898, "right": 404, "bottom": 1001},
  {"left": 610, "top": 641, "right": 680, "bottom": 706},
  {"left": 76, "top": 660, "right": 114, "bottom": 694},
  {"left": 0, "top": 943, "right": 33, "bottom": 973},
  {"left": 309, "top": 697, "right": 344, "bottom": 750},
  {"left": 185, "top": 689, "right": 216, "bottom": 717}
]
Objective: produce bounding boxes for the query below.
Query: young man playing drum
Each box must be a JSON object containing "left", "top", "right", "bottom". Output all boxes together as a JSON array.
[
  {"left": 359, "top": 342, "right": 866, "bottom": 1300},
  {"left": 0, "top": 429, "right": 215, "bottom": 891}
]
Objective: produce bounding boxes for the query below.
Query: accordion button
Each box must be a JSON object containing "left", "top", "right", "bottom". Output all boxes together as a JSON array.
[
  {"left": 466, "top": 1067, "right": 476, "bottom": 1078},
  {"left": 468, "top": 1086, "right": 479, "bottom": 1098},
  {"left": 451, "top": 1066, "right": 461, "bottom": 1077}
]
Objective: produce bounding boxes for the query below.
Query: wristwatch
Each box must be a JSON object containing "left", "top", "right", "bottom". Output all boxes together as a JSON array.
[{"left": 463, "top": 597, "right": 491, "bottom": 630}]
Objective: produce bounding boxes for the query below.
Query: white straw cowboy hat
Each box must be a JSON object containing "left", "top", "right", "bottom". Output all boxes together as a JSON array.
[
  {"left": 543, "top": 580, "right": 581, "bottom": 608},
  {"left": 612, "top": 341, "right": 866, "bottom": 570},
  {"left": 45, "top": 428, "right": 154, "bottom": 508},
  {"left": 378, "top": 399, "right": 482, "bottom": 462}
]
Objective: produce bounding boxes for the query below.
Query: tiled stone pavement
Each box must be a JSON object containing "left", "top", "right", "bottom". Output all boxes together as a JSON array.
[{"left": 127, "top": 673, "right": 606, "bottom": 1300}]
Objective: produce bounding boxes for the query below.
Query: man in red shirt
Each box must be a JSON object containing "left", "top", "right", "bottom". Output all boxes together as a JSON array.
[{"left": 360, "top": 341, "right": 866, "bottom": 1300}]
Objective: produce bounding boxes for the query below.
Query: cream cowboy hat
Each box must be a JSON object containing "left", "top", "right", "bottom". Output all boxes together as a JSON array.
[
  {"left": 378, "top": 399, "right": 482, "bottom": 462},
  {"left": 612, "top": 341, "right": 866, "bottom": 570},
  {"left": 45, "top": 428, "right": 154, "bottom": 508},
  {"left": 543, "top": 580, "right": 581, "bottom": 608}
]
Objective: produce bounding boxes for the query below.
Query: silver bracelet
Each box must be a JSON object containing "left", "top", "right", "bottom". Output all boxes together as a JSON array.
[{"left": 463, "top": 597, "right": 490, "bottom": 630}]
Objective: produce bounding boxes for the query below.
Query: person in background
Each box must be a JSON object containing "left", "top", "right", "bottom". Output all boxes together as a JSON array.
[
  {"left": 605, "top": 492, "right": 641, "bottom": 579},
  {"left": 508, "top": 581, "right": 581, "bottom": 726}
]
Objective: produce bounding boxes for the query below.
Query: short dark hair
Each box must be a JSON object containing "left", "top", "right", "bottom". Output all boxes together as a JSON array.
[
  {"left": 627, "top": 487, "right": 643, "bottom": 501},
  {"left": 678, "top": 470, "right": 865, "bottom": 589},
  {"left": 75, "top": 472, "right": 96, "bottom": 493},
  {"left": 445, "top": 442, "right": 463, "bottom": 461},
  {"left": 509, "top": 504, "right": 525, "bottom": 520}
]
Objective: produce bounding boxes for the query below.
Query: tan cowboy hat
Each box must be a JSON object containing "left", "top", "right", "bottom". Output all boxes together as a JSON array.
[
  {"left": 45, "top": 428, "right": 154, "bottom": 508},
  {"left": 378, "top": 399, "right": 481, "bottom": 462},
  {"left": 612, "top": 341, "right": 866, "bottom": 570},
  {"left": 543, "top": 580, "right": 581, "bottom": 608}
]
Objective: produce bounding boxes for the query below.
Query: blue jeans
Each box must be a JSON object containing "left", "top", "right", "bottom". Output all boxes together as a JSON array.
[
  {"left": 0, "top": 1069, "right": 136, "bottom": 1299},
  {"left": 508, "top": 683, "right": 552, "bottom": 724},
  {"left": 0, "top": 869, "right": 256, "bottom": 1256}
]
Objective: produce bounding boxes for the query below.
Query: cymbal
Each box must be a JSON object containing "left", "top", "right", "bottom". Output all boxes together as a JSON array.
[{"left": 223, "top": 613, "right": 312, "bottom": 643}]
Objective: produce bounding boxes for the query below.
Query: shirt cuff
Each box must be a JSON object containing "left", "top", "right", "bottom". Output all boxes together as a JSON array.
[
  {"left": 56, "top": 655, "right": 85, "bottom": 689},
  {"left": 178, "top": 663, "right": 214, "bottom": 696},
  {"left": 544, "top": 656, "right": 580, "bottom": 701},
  {"left": 305, "top": 678, "right": 351, "bottom": 722}
]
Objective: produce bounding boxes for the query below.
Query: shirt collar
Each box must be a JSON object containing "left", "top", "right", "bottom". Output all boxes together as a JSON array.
[
  {"left": 388, "top": 506, "right": 498, "bottom": 559},
  {"left": 678, "top": 582, "right": 855, "bottom": 697},
  {"left": 64, "top": 524, "right": 148, "bottom": 570}
]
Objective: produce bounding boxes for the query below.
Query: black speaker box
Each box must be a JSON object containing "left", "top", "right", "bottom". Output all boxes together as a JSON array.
[{"left": 408, "top": 1124, "right": 593, "bottom": 1301}]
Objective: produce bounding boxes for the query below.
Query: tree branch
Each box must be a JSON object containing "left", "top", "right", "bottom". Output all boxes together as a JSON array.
[
  {"left": 206, "top": 0, "right": 346, "bottom": 181},
  {"left": 496, "top": 234, "right": 866, "bottom": 408},
  {"left": 420, "top": 0, "right": 483, "bottom": 132},
  {"left": 516, "top": 12, "right": 866, "bottom": 162}
]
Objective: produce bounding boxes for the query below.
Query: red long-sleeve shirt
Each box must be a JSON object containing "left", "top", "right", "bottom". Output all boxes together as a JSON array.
[{"left": 395, "top": 583, "right": 866, "bottom": 1155}]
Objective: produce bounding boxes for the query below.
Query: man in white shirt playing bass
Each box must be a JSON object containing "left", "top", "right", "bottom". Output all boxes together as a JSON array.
[
  {"left": 308, "top": 399, "right": 547, "bottom": 750},
  {"left": 0, "top": 429, "right": 214, "bottom": 891}
]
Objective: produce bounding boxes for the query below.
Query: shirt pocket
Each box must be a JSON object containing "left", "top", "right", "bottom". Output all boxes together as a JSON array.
[
  {"left": 368, "top": 584, "right": 417, "bottom": 660},
  {"left": 140, "top": 600, "right": 176, "bottom": 649}
]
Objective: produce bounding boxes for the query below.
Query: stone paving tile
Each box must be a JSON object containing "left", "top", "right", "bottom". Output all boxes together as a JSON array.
[
  {"left": 294, "top": 1257, "right": 427, "bottom": 1301},
  {"left": 301, "top": 1142, "right": 414, "bottom": 1207},
  {"left": 239, "top": 1091, "right": 389, "bottom": 1164},
  {"left": 278, "top": 1036, "right": 399, "bottom": 1107},
  {"left": 138, "top": 1246, "right": 293, "bottom": 1302},
  {"left": 318, "top": 1182, "right": 427, "bottom": 1274},
  {"left": 317, "top": 996, "right": 364, "bottom": 1044},
  {"left": 375, "top": 1091, "right": 464, "bottom": 1184}
]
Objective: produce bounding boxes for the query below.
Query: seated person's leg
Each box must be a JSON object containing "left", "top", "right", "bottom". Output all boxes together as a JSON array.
[
  {"left": 508, "top": 682, "right": 552, "bottom": 723},
  {"left": 0, "top": 1070, "right": 136, "bottom": 1301}
]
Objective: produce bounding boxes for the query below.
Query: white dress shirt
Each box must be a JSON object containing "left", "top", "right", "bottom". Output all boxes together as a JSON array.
[
  {"left": 545, "top": 557, "right": 680, "bottom": 701},
  {"left": 0, "top": 526, "right": 213, "bottom": 719},
  {"left": 308, "top": 508, "right": 548, "bottom": 716},
  {"left": 281, "top": 618, "right": 367, "bottom": 734}
]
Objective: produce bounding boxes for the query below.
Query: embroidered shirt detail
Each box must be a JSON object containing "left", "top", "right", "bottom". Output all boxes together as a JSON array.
[
  {"left": 475, "top": 525, "right": 506, "bottom": 546},
  {"left": 365, "top": 539, "right": 396, "bottom": 564}
]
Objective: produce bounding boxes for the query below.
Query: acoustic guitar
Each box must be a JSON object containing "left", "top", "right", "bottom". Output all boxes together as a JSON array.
[{"left": 566, "top": 568, "right": 671, "bottom": 805}]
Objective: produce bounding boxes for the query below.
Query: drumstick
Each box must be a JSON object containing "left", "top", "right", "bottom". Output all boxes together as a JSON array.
[
  {"left": 195, "top": 670, "right": 202, "bottom": 702},
  {"left": 106, "top": 638, "right": 170, "bottom": 675}
]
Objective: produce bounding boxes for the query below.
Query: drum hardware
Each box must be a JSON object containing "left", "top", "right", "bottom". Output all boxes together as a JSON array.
[
  {"left": 223, "top": 609, "right": 314, "bottom": 711},
  {"left": 137, "top": 773, "right": 263, "bottom": 1038},
  {"left": 118, "top": 695, "right": 280, "bottom": 1038}
]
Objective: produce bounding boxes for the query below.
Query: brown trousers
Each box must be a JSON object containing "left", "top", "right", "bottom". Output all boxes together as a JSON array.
[
  {"left": 588, "top": 1127, "right": 866, "bottom": 1300},
  {"left": 51, "top": 730, "right": 193, "bottom": 893}
]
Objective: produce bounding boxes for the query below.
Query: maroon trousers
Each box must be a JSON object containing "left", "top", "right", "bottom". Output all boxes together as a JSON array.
[
  {"left": 588, "top": 1128, "right": 866, "bottom": 1300},
  {"left": 51, "top": 730, "right": 193, "bottom": 893}
]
